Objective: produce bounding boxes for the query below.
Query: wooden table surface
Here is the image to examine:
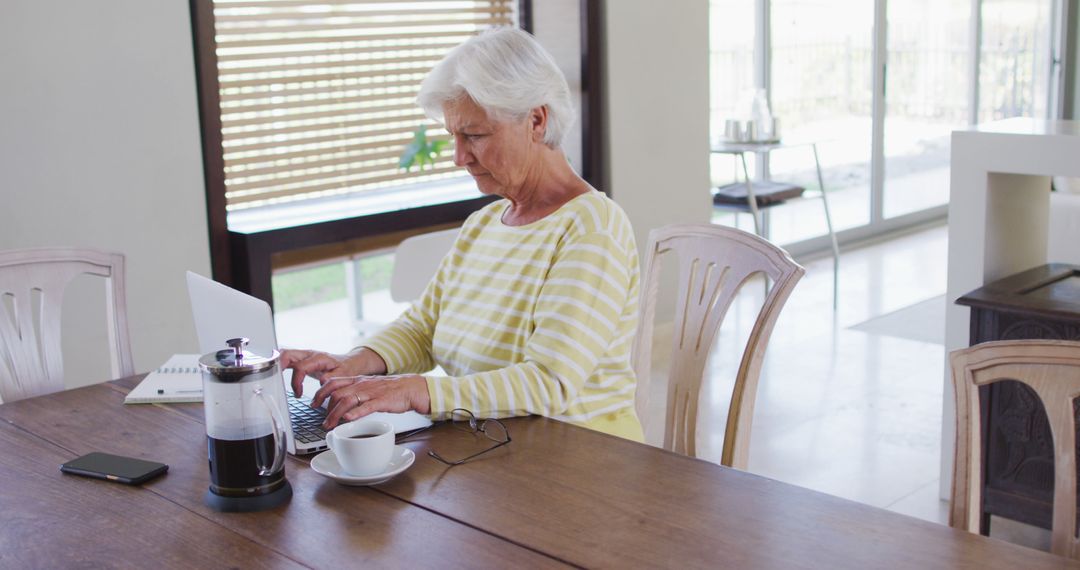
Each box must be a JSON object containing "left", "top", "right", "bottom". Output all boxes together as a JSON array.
[{"left": 1, "top": 375, "right": 1074, "bottom": 569}]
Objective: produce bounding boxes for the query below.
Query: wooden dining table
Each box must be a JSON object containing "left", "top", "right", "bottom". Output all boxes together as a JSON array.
[{"left": 1, "top": 374, "right": 1074, "bottom": 569}]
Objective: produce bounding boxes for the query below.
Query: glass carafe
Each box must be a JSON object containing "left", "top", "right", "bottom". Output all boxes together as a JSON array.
[{"left": 199, "top": 337, "right": 291, "bottom": 512}]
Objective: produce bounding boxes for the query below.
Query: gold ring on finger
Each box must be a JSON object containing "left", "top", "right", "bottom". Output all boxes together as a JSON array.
[{"left": 355, "top": 394, "right": 363, "bottom": 407}]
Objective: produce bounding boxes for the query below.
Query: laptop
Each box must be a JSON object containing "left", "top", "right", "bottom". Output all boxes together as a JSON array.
[{"left": 186, "top": 271, "right": 432, "bottom": 455}]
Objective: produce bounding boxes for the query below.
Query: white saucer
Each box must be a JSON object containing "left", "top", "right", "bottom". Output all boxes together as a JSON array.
[{"left": 310, "top": 445, "right": 415, "bottom": 486}]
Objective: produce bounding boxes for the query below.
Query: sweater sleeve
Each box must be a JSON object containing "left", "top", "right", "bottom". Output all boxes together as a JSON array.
[{"left": 424, "top": 230, "right": 632, "bottom": 419}]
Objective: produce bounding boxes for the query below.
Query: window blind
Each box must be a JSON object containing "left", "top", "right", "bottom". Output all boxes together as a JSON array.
[{"left": 211, "top": 0, "right": 516, "bottom": 210}]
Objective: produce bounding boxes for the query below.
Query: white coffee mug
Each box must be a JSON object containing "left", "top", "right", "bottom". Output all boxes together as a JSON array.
[{"left": 326, "top": 420, "right": 394, "bottom": 476}]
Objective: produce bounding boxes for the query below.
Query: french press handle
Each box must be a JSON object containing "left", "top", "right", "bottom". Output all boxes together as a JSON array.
[{"left": 252, "top": 385, "right": 287, "bottom": 476}]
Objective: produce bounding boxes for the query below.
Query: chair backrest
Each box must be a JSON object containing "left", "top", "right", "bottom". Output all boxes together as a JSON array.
[
  {"left": 390, "top": 228, "right": 460, "bottom": 303},
  {"left": 949, "top": 339, "right": 1080, "bottom": 559},
  {"left": 0, "top": 247, "right": 133, "bottom": 402},
  {"left": 632, "top": 223, "right": 804, "bottom": 468}
]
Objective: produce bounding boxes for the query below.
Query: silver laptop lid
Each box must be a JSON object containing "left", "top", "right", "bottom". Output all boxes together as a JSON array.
[{"left": 186, "top": 271, "right": 278, "bottom": 358}]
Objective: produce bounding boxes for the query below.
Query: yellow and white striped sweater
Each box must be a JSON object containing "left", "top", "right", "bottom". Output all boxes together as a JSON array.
[{"left": 362, "top": 190, "right": 643, "bottom": 441}]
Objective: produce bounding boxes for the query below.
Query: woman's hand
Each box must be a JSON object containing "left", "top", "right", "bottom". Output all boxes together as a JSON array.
[
  {"left": 314, "top": 375, "right": 432, "bottom": 429},
  {"left": 279, "top": 347, "right": 387, "bottom": 397}
]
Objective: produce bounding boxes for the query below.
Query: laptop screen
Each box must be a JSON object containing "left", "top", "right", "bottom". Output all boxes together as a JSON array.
[{"left": 186, "top": 271, "right": 279, "bottom": 358}]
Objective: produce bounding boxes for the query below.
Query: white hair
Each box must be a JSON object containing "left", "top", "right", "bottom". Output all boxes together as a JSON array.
[{"left": 417, "top": 27, "right": 575, "bottom": 148}]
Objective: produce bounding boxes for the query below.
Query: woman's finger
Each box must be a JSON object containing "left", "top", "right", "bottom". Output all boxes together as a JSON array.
[
  {"left": 323, "top": 390, "right": 366, "bottom": 429},
  {"left": 279, "top": 349, "right": 312, "bottom": 395},
  {"left": 277, "top": 349, "right": 310, "bottom": 370},
  {"left": 288, "top": 353, "right": 340, "bottom": 396},
  {"left": 342, "top": 399, "right": 380, "bottom": 423},
  {"left": 339, "top": 383, "right": 413, "bottom": 423},
  {"left": 311, "top": 377, "right": 360, "bottom": 409},
  {"left": 319, "top": 376, "right": 425, "bottom": 428},
  {"left": 322, "top": 382, "right": 366, "bottom": 411},
  {"left": 322, "top": 379, "right": 394, "bottom": 428}
]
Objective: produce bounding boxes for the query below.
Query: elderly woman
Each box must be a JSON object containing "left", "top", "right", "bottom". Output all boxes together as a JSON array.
[{"left": 281, "top": 28, "right": 642, "bottom": 441}]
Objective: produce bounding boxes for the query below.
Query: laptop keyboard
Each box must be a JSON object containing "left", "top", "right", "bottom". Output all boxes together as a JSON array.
[{"left": 288, "top": 395, "right": 328, "bottom": 443}]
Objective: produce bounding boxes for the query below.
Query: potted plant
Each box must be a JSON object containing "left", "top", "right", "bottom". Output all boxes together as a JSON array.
[{"left": 398, "top": 125, "right": 448, "bottom": 172}]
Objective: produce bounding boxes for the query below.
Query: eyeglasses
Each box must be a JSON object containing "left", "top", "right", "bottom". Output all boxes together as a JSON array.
[{"left": 427, "top": 409, "right": 511, "bottom": 466}]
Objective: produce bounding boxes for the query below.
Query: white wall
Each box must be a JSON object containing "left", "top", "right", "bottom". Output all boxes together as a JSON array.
[
  {"left": 604, "top": 0, "right": 713, "bottom": 253},
  {"left": 1, "top": 1, "right": 211, "bottom": 387}
]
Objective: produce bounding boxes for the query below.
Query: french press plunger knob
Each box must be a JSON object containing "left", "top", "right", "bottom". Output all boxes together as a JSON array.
[{"left": 226, "top": 337, "right": 249, "bottom": 362}]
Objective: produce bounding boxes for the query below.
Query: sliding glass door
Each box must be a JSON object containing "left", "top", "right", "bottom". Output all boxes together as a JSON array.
[
  {"left": 708, "top": 0, "right": 1061, "bottom": 250},
  {"left": 978, "top": 0, "right": 1054, "bottom": 122},
  {"left": 882, "top": 0, "right": 970, "bottom": 219},
  {"left": 769, "top": 0, "right": 874, "bottom": 244}
]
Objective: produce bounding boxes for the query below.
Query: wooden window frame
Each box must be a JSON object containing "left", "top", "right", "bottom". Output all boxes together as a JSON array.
[{"left": 190, "top": 0, "right": 605, "bottom": 306}]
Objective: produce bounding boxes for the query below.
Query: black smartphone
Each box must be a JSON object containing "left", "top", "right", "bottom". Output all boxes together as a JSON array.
[{"left": 60, "top": 452, "right": 168, "bottom": 485}]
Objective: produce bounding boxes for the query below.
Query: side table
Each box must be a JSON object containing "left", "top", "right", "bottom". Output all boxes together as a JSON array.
[{"left": 711, "top": 141, "right": 840, "bottom": 308}]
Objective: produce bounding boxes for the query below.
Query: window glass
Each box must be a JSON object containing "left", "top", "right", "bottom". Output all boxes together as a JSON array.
[
  {"left": 978, "top": 0, "right": 1052, "bottom": 122},
  {"left": 768, "top": 0, "right": 874, "bottom": 244},
  {"left": 273, "top": 252, "right": 408, "bottom": 352},
  {"left": 708, "top": 0, "right": 757, "bottom": 231},
  {"left": 883, "top": 0, "right": 970, "bottom": 218}
]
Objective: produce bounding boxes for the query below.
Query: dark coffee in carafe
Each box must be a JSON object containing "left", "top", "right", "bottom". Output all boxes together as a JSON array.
[{"left": 207, "top": 433, "right": 286, "bottom": 496}]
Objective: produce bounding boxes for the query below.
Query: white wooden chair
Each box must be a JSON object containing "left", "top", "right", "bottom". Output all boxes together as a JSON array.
[
  {"left": 0, "top": 247, "right": 133, "bottom": 402},
  {"left": 949, "top": 339, "right": 1080, "bottom": 559},
  {"left": 631, "top": 223, "right": 804, "bottom": 468},
  {"left": 390, "top": 227, "right": 460, "bottom": 303}
]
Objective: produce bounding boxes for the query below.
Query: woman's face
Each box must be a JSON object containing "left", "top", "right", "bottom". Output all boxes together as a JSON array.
[{"left": 442, "top": 96, "right": 540, "bottom": 198}]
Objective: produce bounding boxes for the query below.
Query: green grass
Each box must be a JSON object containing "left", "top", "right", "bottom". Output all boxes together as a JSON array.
[
  {"left": 272, "top": 253, "right": 393, "bottom": 312},
  {"left": 359, "top": 253, "right": 393, "bottom": 292}
]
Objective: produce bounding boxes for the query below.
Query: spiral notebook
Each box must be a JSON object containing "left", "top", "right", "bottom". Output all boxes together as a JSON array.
[{"left": 124, "top": 354, "right": 203, "bottom": 404}]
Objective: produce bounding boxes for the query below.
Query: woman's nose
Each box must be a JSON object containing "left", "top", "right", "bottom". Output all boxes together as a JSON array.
[{"left": 453, "top": 140, "right": 472, "bottom": 167}]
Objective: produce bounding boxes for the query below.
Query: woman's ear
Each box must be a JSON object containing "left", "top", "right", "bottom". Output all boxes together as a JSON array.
[{"left": 529, "top": 106, "right": 548, "bottom": 142}]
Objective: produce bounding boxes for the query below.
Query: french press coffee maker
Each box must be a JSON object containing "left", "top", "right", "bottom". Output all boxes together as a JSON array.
[{"left": 198, "top": 337, "right": 292, "bottom": 512}]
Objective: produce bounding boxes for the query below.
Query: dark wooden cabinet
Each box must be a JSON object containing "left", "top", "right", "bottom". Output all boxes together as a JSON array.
[{"left": 956, "top": 263, "right": 1080, "bottom": 533}]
